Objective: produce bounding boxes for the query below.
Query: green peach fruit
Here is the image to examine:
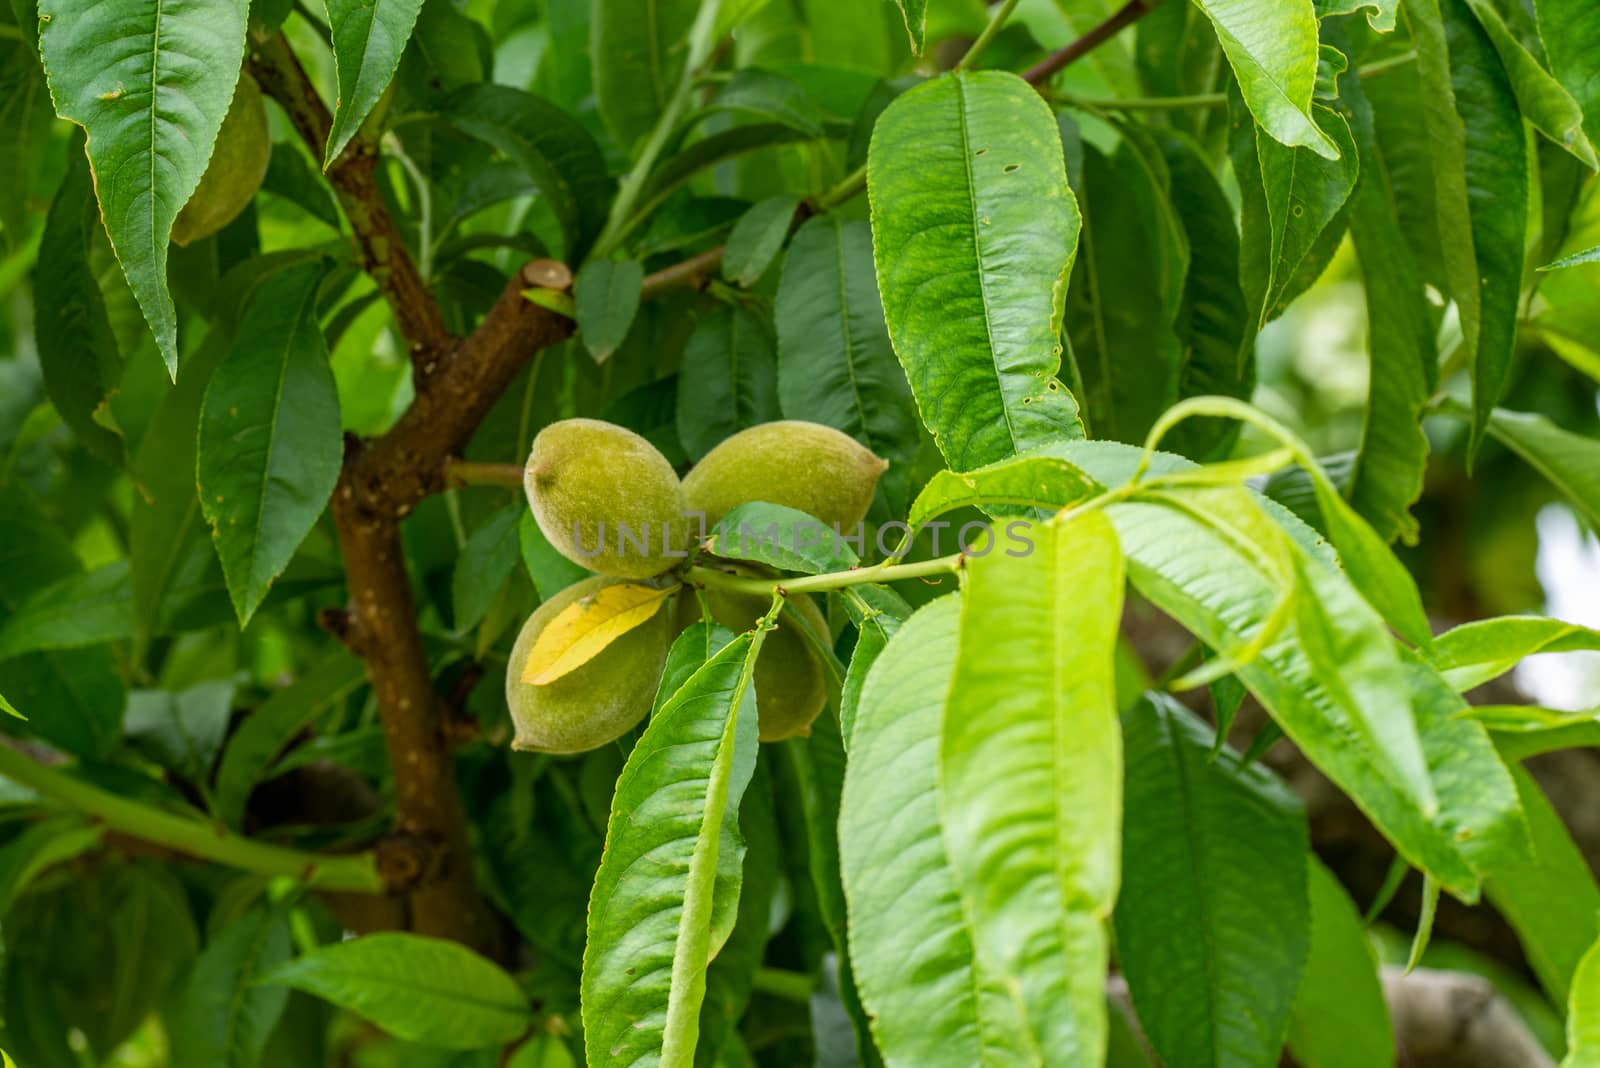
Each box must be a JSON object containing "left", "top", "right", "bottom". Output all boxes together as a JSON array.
[
  {"left": 172, "top": 74, "right": 270, "bottom": 247},
  {"left": 683, "top": 421, "right": 888, "bottom": 532},
  {"left": 525, "top": 418, "right": 690, "bottom": 579},
  {"left": 507, "top": 576, "right": 672, "bottom": 754},
  {"left": 680, "top": 584, "right": 829, "bottom": 742}
]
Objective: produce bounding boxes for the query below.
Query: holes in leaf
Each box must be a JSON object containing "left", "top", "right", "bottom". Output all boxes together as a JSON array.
[
  {"left": 1003, "top": 163, "right": 1021, "bottom": 173},
  {"left": 974, "top": 147, "right": 989, "bottom": 156}
]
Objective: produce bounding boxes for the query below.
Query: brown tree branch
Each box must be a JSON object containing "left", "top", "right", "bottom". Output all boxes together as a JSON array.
[
  {"left": 1020, "top": 0, "right": 1161, "bottom": 85},
  {"left": 326, "top": 263, "right": 573, "bottom": 956},
  {"left": 251, "top": 26, "right": 576, "bottom": 957},
  {"left": 247, "top": 31, "right": 452, "bottom": 366}
]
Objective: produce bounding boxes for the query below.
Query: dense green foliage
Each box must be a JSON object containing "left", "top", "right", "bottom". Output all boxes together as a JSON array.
[{"left": 2, "top": 0, "right": 1600, "bottom": 1065}]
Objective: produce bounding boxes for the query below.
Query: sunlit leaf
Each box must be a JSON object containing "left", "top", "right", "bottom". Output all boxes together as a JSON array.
[
  {"left": 1192, "top": 0, "right": 1339, "bottom": 158},
  {"left": 582, "top": 633, "right": 762, "bottom": 1066},
  {"left": 942, "top": 512, "right": 1124, "bottom": 1062}
]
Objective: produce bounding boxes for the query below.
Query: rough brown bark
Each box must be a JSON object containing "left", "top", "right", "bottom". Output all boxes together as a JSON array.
[
  {"left": 251, "top": 31, "right": 575, "bottom": 957},
  {"left": 246, "top": 32, "right": 451, "bottom": 366}
]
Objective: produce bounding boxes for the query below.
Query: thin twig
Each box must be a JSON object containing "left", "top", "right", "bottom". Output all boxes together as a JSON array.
[
  {"left": 0, "top": 744, "right": 386, "bottom": 894},
  {"left": 1021, "top": 0, "right": 1159, "bottom": 85},
  {"left": 638, "top": 0, "right": 1159, "bottom": 300}
]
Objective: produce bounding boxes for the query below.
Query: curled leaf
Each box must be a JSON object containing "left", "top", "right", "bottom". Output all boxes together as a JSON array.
[{"left": 521, "top": 582, "right": 680, "bottom": 685}]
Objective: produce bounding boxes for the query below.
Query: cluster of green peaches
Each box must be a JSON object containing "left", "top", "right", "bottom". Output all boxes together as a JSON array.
[{"left": 508, "top": 418, "right": 889, "bottom": 755}]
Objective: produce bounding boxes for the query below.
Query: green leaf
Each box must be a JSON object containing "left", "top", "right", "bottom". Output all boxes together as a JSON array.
[
  {"left": 0, "top": 815, "right": 102, "bottom": 914},
  {"left": 1542, "top": 244, "right": 1600, "bottom": 270},
  {"left": 1463, "top": 0, "right": 1596, "bottom": 169},
  {"left": 1478, "top": 406, "right": 1600, "bottom": 528},
  {"left": 838, "top": 584, "right": 910, "bottom": 750},
  {"left": 1287, "top": 860, "right": 1395, "bottom": 1068},
  {"left": 1533, "top": 0, "right": 1600, "bottom": 148},
  {"left": 1330, "top": 36, "right": 1436, "bottom": 546},
  {"left": 1566, "top": 929, "right": 1600, "bottom": 1068},
  {"left": 1408, "top": 0, "right": 1484, "bottom": 393},
  {"left": 1116, "top": 693, "right": 1310, "bottom": 1068},
  {"left": 1192, "top": 0, "right": 1339, "bottom": 158},
  {"left": 942, "top": 512, "right": 1123, "bottom": 1062},
  {"left": 125, "top": 679, "right": 237, "bottom": 783},
  {"left": 323, "top": 0, "right": 425, "bottom": 165},
  {"left": 1442, "top": 0, "right": 1532, "bottom": 455},
  {"left": 582, "top": 632, "right": 762, "bottom": 1066},
  {"left": 698, "top": 759, "right": 779, "bottom": 1064},
  {"left": 0, "top": 12, "right": 55, "bottom": 243},
  {"left": 840, "top": 595, "right": 1035, "bottom": 1065},
  {"left": 37, "top": 0, "right": 249, "bottom": 374},
  {"left": 574, "top": 258, "right": 643, "bottom": 363},
  {"left": 0, "top": 690, "right": 19, "bottom": 719},
  {"left": 1101, "top": 487, "right": 1485, "bottom": 895},
  {"left": 197, "top": 259, "right": 342, "bottom": 626},
  {"left": 906, "top": 449, "right": 1102, "bottom": 530},
  {"left": 1240, "top": 103, "right": 1359, "bottom": 330},
  {"left": 869, "top": 70, "right": 1085, "bottom": 471},
  {"left": 776, "top": 215, "right": 917, "bottom": 507},
  {"left": 722, "top": 195, "right": 798, "bottom": 287},
  {"left": 171, "top": 904, "right": 293, "bottom": 1068},
  {"left": 452, "top": 503, "right": 523, "bottom": 632},
  {"left": 676, "top": 304, "right": 779, "bottom": 461},
  {"left": 1398, "top": 650, "right": 1529, "bottom": 877},
  {"left": 443, "top": 84, "right": 614, "bottom": 259},
  {"left": 1476, "top": 705, "right": 1600, "bottom": 759},
  {"left": 1065, "top": 137, "right": 1187, "bottom": 443},
  {"left": 0, "top": 489, "right": 124, "bottom": 758},
  {"left": 0, "top": 561, "right": 129, "bottom": 658},
  {"left": 1153, "top": 130, "right": 1254, "bottom": 460},
  {"left": 591, "top": 0, "right": 697, "bottom": 150},
  {"left": 1431, "top": 616, "right": 1600, "bottom": 692},
  {"left": 264, "top": 933, "right": 531, "bottom": 1049},
  {"left": 212, "top": 652, "right": 367, "bottom": 829},
  {"left": 130, "top": 319, "right": 229, "bottom": 660},
  {"left": 1485, "top": 767, "right": 1600, "bottom": 1005},
  {"left": 707, "top": 502, "right": 860, "bottom": 575},
  {"left": 702, "top": 69, "right": 822, "bottom": 137},
  {"left": 891, "top": 0, "right": 925, "bottom": 52},
  {"left": 34, "top": 142, "right": 125, "bottom": 466},
  {"left": 520, "top": 510, "right": 594, "bottom": 601},
  {"left": 1314, "top": 0, "right": 1397, "bottom": 30}
]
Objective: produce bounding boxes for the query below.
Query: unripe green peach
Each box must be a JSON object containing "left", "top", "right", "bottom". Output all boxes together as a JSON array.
[
  {"left": 507, "top": 576, "right": 672, "bottom": 753},
  {"left": 172, "top": 74, "right": 270, "bottom": 247},
  {"left": 525, "top": 418, "right": 690, "bottom": 580},
  {"left": 683, "top": 421, "right": 888, "bottom": 532},
  {"left": 679, "top": 585, "right": 829, "bottom": 742}
]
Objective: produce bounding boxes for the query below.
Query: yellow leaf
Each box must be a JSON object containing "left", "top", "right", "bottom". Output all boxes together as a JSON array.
[{"left": 521, "top": 582, "right": 680, "bottom": 685}]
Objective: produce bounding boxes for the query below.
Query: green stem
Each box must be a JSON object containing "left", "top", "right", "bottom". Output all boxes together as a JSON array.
[
  {"left": 1051, "top": 53, "right": 1418, "bottom": 113},
  {"left": 1358, "top": 49, "right": 1417, "bottom": 79},
  {"left": 445, "top": 459, "right": 525, "bottom": 490},
  {"left": 0, "top": 746, "right": 385, "bottom": 894},
  {"left": 956, "top": 0, "right": 1023, "bottom": 72},
  {"left": 687, "top": 554, "right": 963, "bottom": 597},
  {"left": 815, "top": 163, "right": 868, "bottom": 212},
  {"left": 1054, "top": 91, "right": 1227, "bottom": 110},
  {"left": 588, "top": 0, "right": 726, "bottom": 259},
  {"left": 752, "top": 967, "right": 816, "bottom": 1002}
]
